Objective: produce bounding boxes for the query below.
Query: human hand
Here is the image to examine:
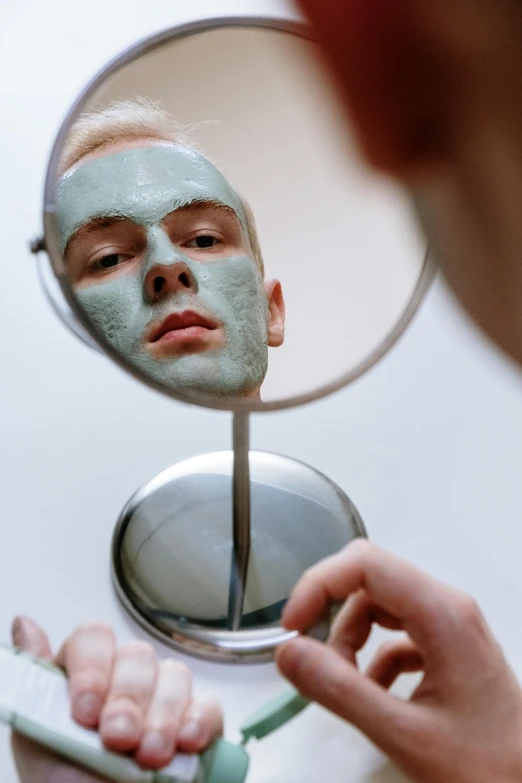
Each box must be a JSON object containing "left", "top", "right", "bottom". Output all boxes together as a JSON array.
[
  {"left": 276, "top": 540, "right": 522, "bottom": 783},
  {"left": 10, "top": 617, "right": 223, "bottom": 783}
]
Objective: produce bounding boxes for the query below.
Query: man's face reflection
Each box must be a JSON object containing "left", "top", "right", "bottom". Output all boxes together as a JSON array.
[{"left": 56, "top": 141, "right": 285, "bottom": 399}]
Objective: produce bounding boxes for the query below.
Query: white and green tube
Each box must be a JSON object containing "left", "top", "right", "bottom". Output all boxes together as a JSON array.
[
  {"left": 0, "top": 644, "right": 309, "bottom": 783},
  {"left": 0, "top": 645, "right": 248, "bottom": 783}
]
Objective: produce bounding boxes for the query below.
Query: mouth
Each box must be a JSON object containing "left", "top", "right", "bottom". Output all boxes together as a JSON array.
[
  {"left": 149, "top": 310, "right": 218, "bottom": 342},
  {"left": 146, "top": 310, "right": 220, "bottom": 354}
]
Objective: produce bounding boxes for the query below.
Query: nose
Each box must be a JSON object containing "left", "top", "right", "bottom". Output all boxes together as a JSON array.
[{"left": 145, "top": 261, "right": 196, "bottom": 303}]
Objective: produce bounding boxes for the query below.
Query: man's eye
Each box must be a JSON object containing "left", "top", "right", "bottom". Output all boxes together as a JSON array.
[
  {"left": 186, "top": 235, "right": 221, "bottom": 249},
  {"left": 93, "top": 254, "right": 127, "bottom": 270}
]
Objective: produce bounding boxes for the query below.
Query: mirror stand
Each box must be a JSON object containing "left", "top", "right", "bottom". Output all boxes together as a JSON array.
[
  {"left": 228, "top": 411, "right": 251, "bottom": 631},
  {"left": 28, "top": 12, "right": 434, "bottom": 665}
]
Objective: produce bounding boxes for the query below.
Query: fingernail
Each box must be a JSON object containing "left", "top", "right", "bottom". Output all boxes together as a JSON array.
[
  {"left": 12, "top": 617, "right": 27, "bottom": 647},
  {"left": 103, "top": 714, "right": 137, "bottom": 738},
  {"left": 178, "top": 718, "right": 203, "bottom": 743},
  {"left": 75, "top": 693, "right": 101, "bottom": 722},
  {"left": 141, "top": 730, "right": 170, "bottom": 755}
]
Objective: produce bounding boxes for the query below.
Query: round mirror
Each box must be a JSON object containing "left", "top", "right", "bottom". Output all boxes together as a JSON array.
[{"left": 41, "top": 17, "right": 433, "bottom": 413}]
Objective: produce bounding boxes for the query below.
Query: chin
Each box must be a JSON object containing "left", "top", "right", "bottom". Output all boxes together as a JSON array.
[
  {"left": 238, "top": 387, "right": 262, "bottom": 401},
  {"left": 132, "top": 347, "right": 268, "bottom": 399},
  {"left": 165, "top": 378, "right": 263, "bottom": 399}
]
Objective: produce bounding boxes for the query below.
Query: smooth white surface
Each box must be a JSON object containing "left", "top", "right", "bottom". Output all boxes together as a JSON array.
[{"left": 2, "top": 1, "right": 522, "bottom": 782}]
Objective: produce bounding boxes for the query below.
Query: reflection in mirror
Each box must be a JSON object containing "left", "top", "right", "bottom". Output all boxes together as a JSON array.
[
  {"left": 56, "top": 107, "right": 283, "bottom": 402},
  {"left": 48, "top": 26, "right": 431, "bottom": 410}
]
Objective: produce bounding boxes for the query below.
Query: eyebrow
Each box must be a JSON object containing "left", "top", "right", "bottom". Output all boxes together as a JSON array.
[
  {"left": 162, "top": 200, "right": 239, "bottom": 221},
  {"left": 64, "top": 201, "right": 241, "bottom": 258},
  {"left": 64, "top": 216, "right": 131, "bottom": 256}
]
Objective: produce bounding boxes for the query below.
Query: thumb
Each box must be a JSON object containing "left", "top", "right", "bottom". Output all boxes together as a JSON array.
[
  {"left": 12, "top": 617, "right": 53, "bottom": 661},
  {"left": 276, "top": 636, "right": 413, "bottom": 755}
]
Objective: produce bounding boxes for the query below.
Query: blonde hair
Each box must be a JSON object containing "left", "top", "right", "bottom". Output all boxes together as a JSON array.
[{"left": 58, "top": 98, "right": 265, "bottom": 275}]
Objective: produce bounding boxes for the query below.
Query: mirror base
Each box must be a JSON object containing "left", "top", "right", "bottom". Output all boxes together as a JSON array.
[{"left": 111, "top": 450, "right": 366, "bottom": 663}]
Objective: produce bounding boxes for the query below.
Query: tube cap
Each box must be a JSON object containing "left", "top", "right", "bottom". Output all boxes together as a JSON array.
[
  {"left": 198, "top": 739, "right": 249, "bottom": 783},
  {"left": 240, "top": 688, "right": 309, "bottom": 743}
]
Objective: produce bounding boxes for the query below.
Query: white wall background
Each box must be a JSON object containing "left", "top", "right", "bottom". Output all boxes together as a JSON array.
[{"left": 1, "top": 1, "right": 522, "bottom": 782}]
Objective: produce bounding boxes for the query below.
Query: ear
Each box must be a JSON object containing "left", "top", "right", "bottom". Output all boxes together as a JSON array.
[
  {"left": 297, "top": 0, "right": 451, "bottom": 179},
  {"left": 265, "top": 279, "right": 285, "bottom": 347}
]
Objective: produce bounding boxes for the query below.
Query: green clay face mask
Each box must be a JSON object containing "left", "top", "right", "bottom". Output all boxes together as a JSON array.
[{"left": 55, "top": 146, "right": 269, "bottom": 398}]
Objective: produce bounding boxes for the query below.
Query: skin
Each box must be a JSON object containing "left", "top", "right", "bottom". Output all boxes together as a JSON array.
[
  {"left": 277, "top": 540, "right": 522, "bottom": 783},
  {"left": 11, "top": 617, "right": 223, "bottom": 783},
  {"left": 58, "top": 139, "right": 285, "bottom": 400},
  {"left": 274, "top": 2, "right": 522, "bottom": 781}
]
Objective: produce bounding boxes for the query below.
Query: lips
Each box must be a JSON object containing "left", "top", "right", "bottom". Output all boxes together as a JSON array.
[{"left": 148, "top": 310, "right": 218, "bottom": 343}]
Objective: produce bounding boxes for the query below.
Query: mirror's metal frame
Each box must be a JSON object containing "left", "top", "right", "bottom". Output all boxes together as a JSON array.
[{"left": 36, "top": 14, "right": 436, "bottom": 414}]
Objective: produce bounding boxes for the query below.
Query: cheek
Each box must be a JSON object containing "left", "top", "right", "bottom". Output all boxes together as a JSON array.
[
  {"left": 196, "top": 259, "right": 269, "bottom": 334},
  {"left": 76, "top": 273, "right": 146, "bottom": 345}
]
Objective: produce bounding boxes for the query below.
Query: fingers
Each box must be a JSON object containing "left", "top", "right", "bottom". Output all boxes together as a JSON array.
[
  {"left": 99, "top": 641, "right": 158, "bottom": 753},
  {"left": 282, "top": 540, "right": 453, "bottom": 655},
  {"left": 56, "top": 623, "right": 115, "bottom": 729},
  {"left": 12, "top": 617, "right": 53, "bottom": 660},
  {"left": 134, "top": 659, "right": 191, "bottom": 768},
  {"left": 13, "top": 618, "right": 220, "bottom": 770},
  {"left": 276, "top": 635, "right": 416, "bottom": 756},
  {"left": 366, "top": 639, "right": 424, "bottom": 689},
  {"left": 178, "top": 697, "right": 224, "bottom": 753},
  {"left": 328, "top": 589, "right": 402, "bottom": 662}
]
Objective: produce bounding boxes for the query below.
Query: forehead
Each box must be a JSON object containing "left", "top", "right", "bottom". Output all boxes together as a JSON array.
[{"left": 54, "top": 145, "right": 247, "bottom": 252}]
